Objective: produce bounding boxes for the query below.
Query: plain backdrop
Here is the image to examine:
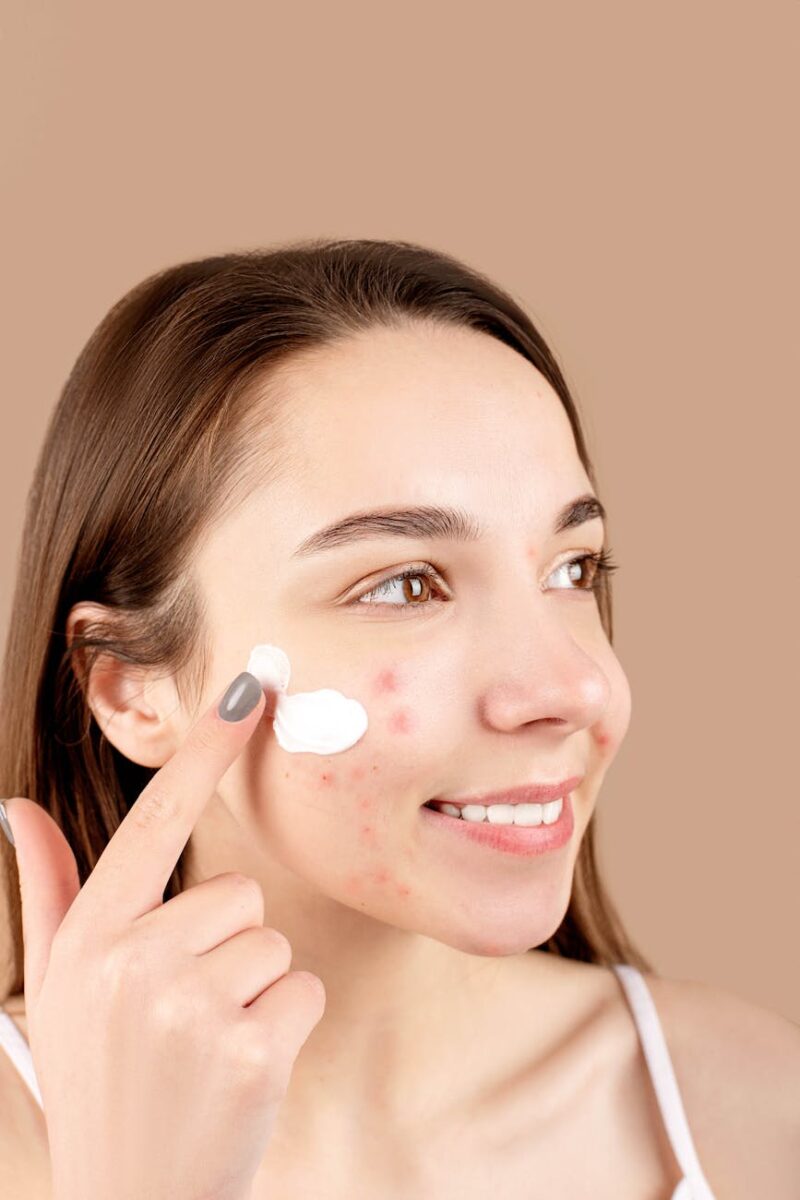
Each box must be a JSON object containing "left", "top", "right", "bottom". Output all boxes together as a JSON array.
[{"left": 1, "top": 1, "right": 797, "bottom": 1019}]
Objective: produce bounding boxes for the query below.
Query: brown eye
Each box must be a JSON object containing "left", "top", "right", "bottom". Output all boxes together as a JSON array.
[
  {"left": 548, "top": 550, "right": 619, "bottom": 592},
  {"left": 355, "top": 566, "right": 446, "bottom": 608}
]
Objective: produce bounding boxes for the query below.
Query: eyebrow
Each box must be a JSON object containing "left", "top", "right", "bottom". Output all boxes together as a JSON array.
[{"left": 291, "top": 493, "right": 606, "bottom": 558}]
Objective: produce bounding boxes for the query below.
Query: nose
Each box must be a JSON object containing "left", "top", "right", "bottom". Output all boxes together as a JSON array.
[{"left": 476, "top": 602, "right": 610, "bottom": 737}]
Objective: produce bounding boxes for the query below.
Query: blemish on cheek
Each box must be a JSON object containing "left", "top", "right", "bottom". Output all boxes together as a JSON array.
[
  {"left": 343, "top": 873, "right": 363, "bottom": 894},
  {"left": 595, "top": 729, "right": 612, "bottom": 748},
  {"left": 387, "top": 708, "right": 414, "bottom": 735},
  {"left": 319, "top": 771, "right": 336, "bottom": 785},
  {"left": 395, "top": 883, "right": 412, "bottom": 898},
  {"left": 371, "top": 867, "right": 392, "bottom": 885},
  {"left": 373, "top": 667, "right": 401, "bottom": 695},
  {"left": 350, "top": 765, "right": 367, "bottom": 782}
]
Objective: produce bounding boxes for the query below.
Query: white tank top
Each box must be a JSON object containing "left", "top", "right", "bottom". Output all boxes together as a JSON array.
[{"left": 0, "top": 963, "right": 717, "bottom": 1197}]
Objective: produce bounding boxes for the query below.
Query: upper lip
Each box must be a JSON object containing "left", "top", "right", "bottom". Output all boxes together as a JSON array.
[{"left": 430, "top": 775, "right": 584, "bottom": 807}]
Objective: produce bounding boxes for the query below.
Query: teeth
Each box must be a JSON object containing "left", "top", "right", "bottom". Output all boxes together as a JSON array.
[{"left": 429, "top": 797, "right": 565, "bottom": 826}]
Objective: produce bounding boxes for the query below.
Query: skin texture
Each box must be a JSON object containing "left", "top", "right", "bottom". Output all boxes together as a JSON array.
[{"left": 62, "top": 321, "right": 637, "bottom": 1190}]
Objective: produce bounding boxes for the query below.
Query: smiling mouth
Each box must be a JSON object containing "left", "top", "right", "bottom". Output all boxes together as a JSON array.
[{"left": 423, "top": 794, "right": 569, "bottom": 826}]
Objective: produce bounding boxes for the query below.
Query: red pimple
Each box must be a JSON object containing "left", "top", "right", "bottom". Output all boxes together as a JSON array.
[
  {"left": 395, "top": 883, "right": 412, "bottom": 898},
  {"left": 319, "top": 771, "right": 335, "bottom": 785},
  {"left": 373, "top": 667, "right": 401, "bottom": 695},
  {"left": 350, "top": 764, "right": 366, "bottom": 781},
  {"left": 387, "top": 708, "right": 414, "bottom": 735}
]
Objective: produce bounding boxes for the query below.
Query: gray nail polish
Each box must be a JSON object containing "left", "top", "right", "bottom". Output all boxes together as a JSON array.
[
  {"left": 218, "top": 671, "right": 263, "bottom": 722},
  {"left": 0, "top": 801, "right": 15, "bottom": 848}
]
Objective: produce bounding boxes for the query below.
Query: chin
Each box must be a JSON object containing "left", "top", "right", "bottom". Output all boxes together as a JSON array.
[{"left": 419, "top": 908, "right": 570, "bottom": 958}]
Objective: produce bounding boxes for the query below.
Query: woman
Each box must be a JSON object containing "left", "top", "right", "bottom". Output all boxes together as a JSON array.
[{"left": 0, "top": 239, "right": 796, "bottom": 1198}]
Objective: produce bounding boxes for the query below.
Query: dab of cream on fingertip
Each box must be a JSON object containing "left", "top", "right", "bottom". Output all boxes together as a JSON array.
[{"left": 245, "top": 643, "right": 369, "bottom": 755}]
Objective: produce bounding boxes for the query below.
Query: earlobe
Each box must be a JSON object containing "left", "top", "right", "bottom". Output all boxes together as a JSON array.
[{"left": 65, "top": 602, "right": 182, "bottom": 768}]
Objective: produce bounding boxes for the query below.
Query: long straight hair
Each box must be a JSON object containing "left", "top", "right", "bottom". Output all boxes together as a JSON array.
[{"left": 0, "top": 237, "right": 654, "bottom": 999}]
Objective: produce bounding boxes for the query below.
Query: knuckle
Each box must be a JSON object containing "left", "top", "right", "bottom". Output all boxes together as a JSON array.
[
  {"left": 263, "top": 927, "right": 292, "bottom": 959},
  {"left": 296, "top": 970, "right": 326, "bottom": 1005},
  {"left": 226, "top": 872, "right": 264, "bottom": 911},
  {"left": 190, "top": 720, "right": 223, "bottom": 757},
  {"left": 230, "top": 1027, "right": 288, "bottom": 1097},
  {"left": 149, "top": 983, "right": 201, "bottom": 1035},
  {"left": 96, "top": 934, "right": 148, "bottom": 992},
  {"left": 130, "top": 784, "right": 174, "bottom": 833}
]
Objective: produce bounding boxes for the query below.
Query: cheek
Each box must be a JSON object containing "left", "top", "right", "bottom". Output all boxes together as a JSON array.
[{"left": 259, "top": 660, "right": 438, "bottom": 903}]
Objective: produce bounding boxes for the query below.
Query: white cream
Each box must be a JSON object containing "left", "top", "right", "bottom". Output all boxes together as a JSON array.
[{"left": 245, "top": 643, "right": 368, "bottom": 755}]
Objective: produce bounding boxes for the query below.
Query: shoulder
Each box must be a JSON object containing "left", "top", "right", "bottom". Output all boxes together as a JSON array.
[{"left": 644, "top": 973, "right": 800, "bottom": 1199}]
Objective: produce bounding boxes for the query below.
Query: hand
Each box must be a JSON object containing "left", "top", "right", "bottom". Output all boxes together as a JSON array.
[{"left": 4, "top": 670, "right": 326, "bottom": 1200}]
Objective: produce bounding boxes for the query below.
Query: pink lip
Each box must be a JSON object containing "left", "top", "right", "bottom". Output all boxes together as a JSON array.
[
  {"left": 420, "top": 790, "right": 576, "bottom": 857},
  {"left": 430, "top": 775, "right": 583, "bottom": 808}
]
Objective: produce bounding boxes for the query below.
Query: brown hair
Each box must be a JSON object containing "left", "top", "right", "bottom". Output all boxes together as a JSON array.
[{"left": 0, "top": 237, "right": 654, "bottom": 999}]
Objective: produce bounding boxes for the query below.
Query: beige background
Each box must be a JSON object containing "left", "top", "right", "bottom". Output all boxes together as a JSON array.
[{"left": 1, "top": 3, "right": 797, "bottom": 1019}]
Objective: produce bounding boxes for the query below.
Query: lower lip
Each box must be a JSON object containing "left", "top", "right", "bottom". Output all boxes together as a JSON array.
[{"left": 419, "top": 792, "right": 575, "bottom": 857}]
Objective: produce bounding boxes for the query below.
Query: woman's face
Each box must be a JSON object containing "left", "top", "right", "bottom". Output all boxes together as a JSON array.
[{"left": 191, "top": 321, "right": 631, "bottom": 955}]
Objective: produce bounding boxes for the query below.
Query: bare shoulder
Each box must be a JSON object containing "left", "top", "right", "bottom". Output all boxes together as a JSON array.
[
  {"left": 0, "top": 993, "right": 51, "bottom": 1198},
  {"left": 644, "top": 973, "right": 800, "bottom": 1199}
]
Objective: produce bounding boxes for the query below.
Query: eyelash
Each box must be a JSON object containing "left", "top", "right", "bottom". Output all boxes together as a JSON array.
[{"left": 352, "top": 549, "right": 619, "bottom": 609}]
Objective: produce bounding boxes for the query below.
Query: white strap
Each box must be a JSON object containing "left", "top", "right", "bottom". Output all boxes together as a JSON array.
[
  {"left": 0, "top": 1009, "right": 44, "bottom": 1110},
  {"left": 612, "top": 965, "right": 717, "bottom": 1199}
]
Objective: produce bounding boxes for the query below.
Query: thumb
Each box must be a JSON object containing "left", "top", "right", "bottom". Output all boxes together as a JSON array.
[{"left": 1, "top": 796, "right": 82, "bottom": 1015}]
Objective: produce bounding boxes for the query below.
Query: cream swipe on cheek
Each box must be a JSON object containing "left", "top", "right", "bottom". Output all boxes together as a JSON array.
[{"left": 245, "top": 643, "right": 369, "bottom": 754}]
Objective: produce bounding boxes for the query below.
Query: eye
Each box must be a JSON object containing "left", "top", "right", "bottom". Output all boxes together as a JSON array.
[
  {"left": 353, "top": 564, "right": 447, "bottom": 609},
  {"left": 548, "top": 548, "right": 619, "bottom": 593}
]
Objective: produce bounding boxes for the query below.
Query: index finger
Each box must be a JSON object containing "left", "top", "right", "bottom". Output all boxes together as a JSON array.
[{"left": 70, "top": 670, "right": 267, "bottom": 927}]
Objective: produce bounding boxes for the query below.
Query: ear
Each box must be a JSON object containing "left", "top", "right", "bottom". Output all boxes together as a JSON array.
[{"left": 66, "top": 601, "right": 185, "bottom": 768}]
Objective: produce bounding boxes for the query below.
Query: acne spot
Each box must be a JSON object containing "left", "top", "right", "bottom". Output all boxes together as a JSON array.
[
  {"left": 319, "top": 771, "right": 335, "bottom": 785},
  {"left": 595, "top": 729, "right": 611, "bottom": 748},
  {"left": 371, "top": 867, "right": 392, "bottom": 885},
  {"left": 373, "top": 667, "right": 401, "bottom": 695},
  {"left": 395, "top": 883, "right": 412, "bottom": 898},
  {"left": 387, "top": 708, "right": 414, "bottom": 735},
  {"left": 350, "top": 765, "right": 367, "bottom": 781},
  {"left": 343, "top": 873, "right": 363, "bottom": 894}
]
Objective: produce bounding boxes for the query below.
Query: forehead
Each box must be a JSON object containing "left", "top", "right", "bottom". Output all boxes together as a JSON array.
[{"left": 266, "top": 322, "right": 590, "bottom": 521}]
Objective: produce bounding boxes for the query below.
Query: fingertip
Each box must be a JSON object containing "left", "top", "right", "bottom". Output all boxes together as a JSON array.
[{"left": 217, "top": 671, "right": 265, "bottom": 723}]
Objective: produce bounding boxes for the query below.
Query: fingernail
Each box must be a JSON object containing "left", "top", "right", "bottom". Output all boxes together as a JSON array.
[
  {"left": 0, "top": 801, "right": 16, "bottom": 848},
  {"left": 218, "top": 671, "right": 264, "bottom": 722}
]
